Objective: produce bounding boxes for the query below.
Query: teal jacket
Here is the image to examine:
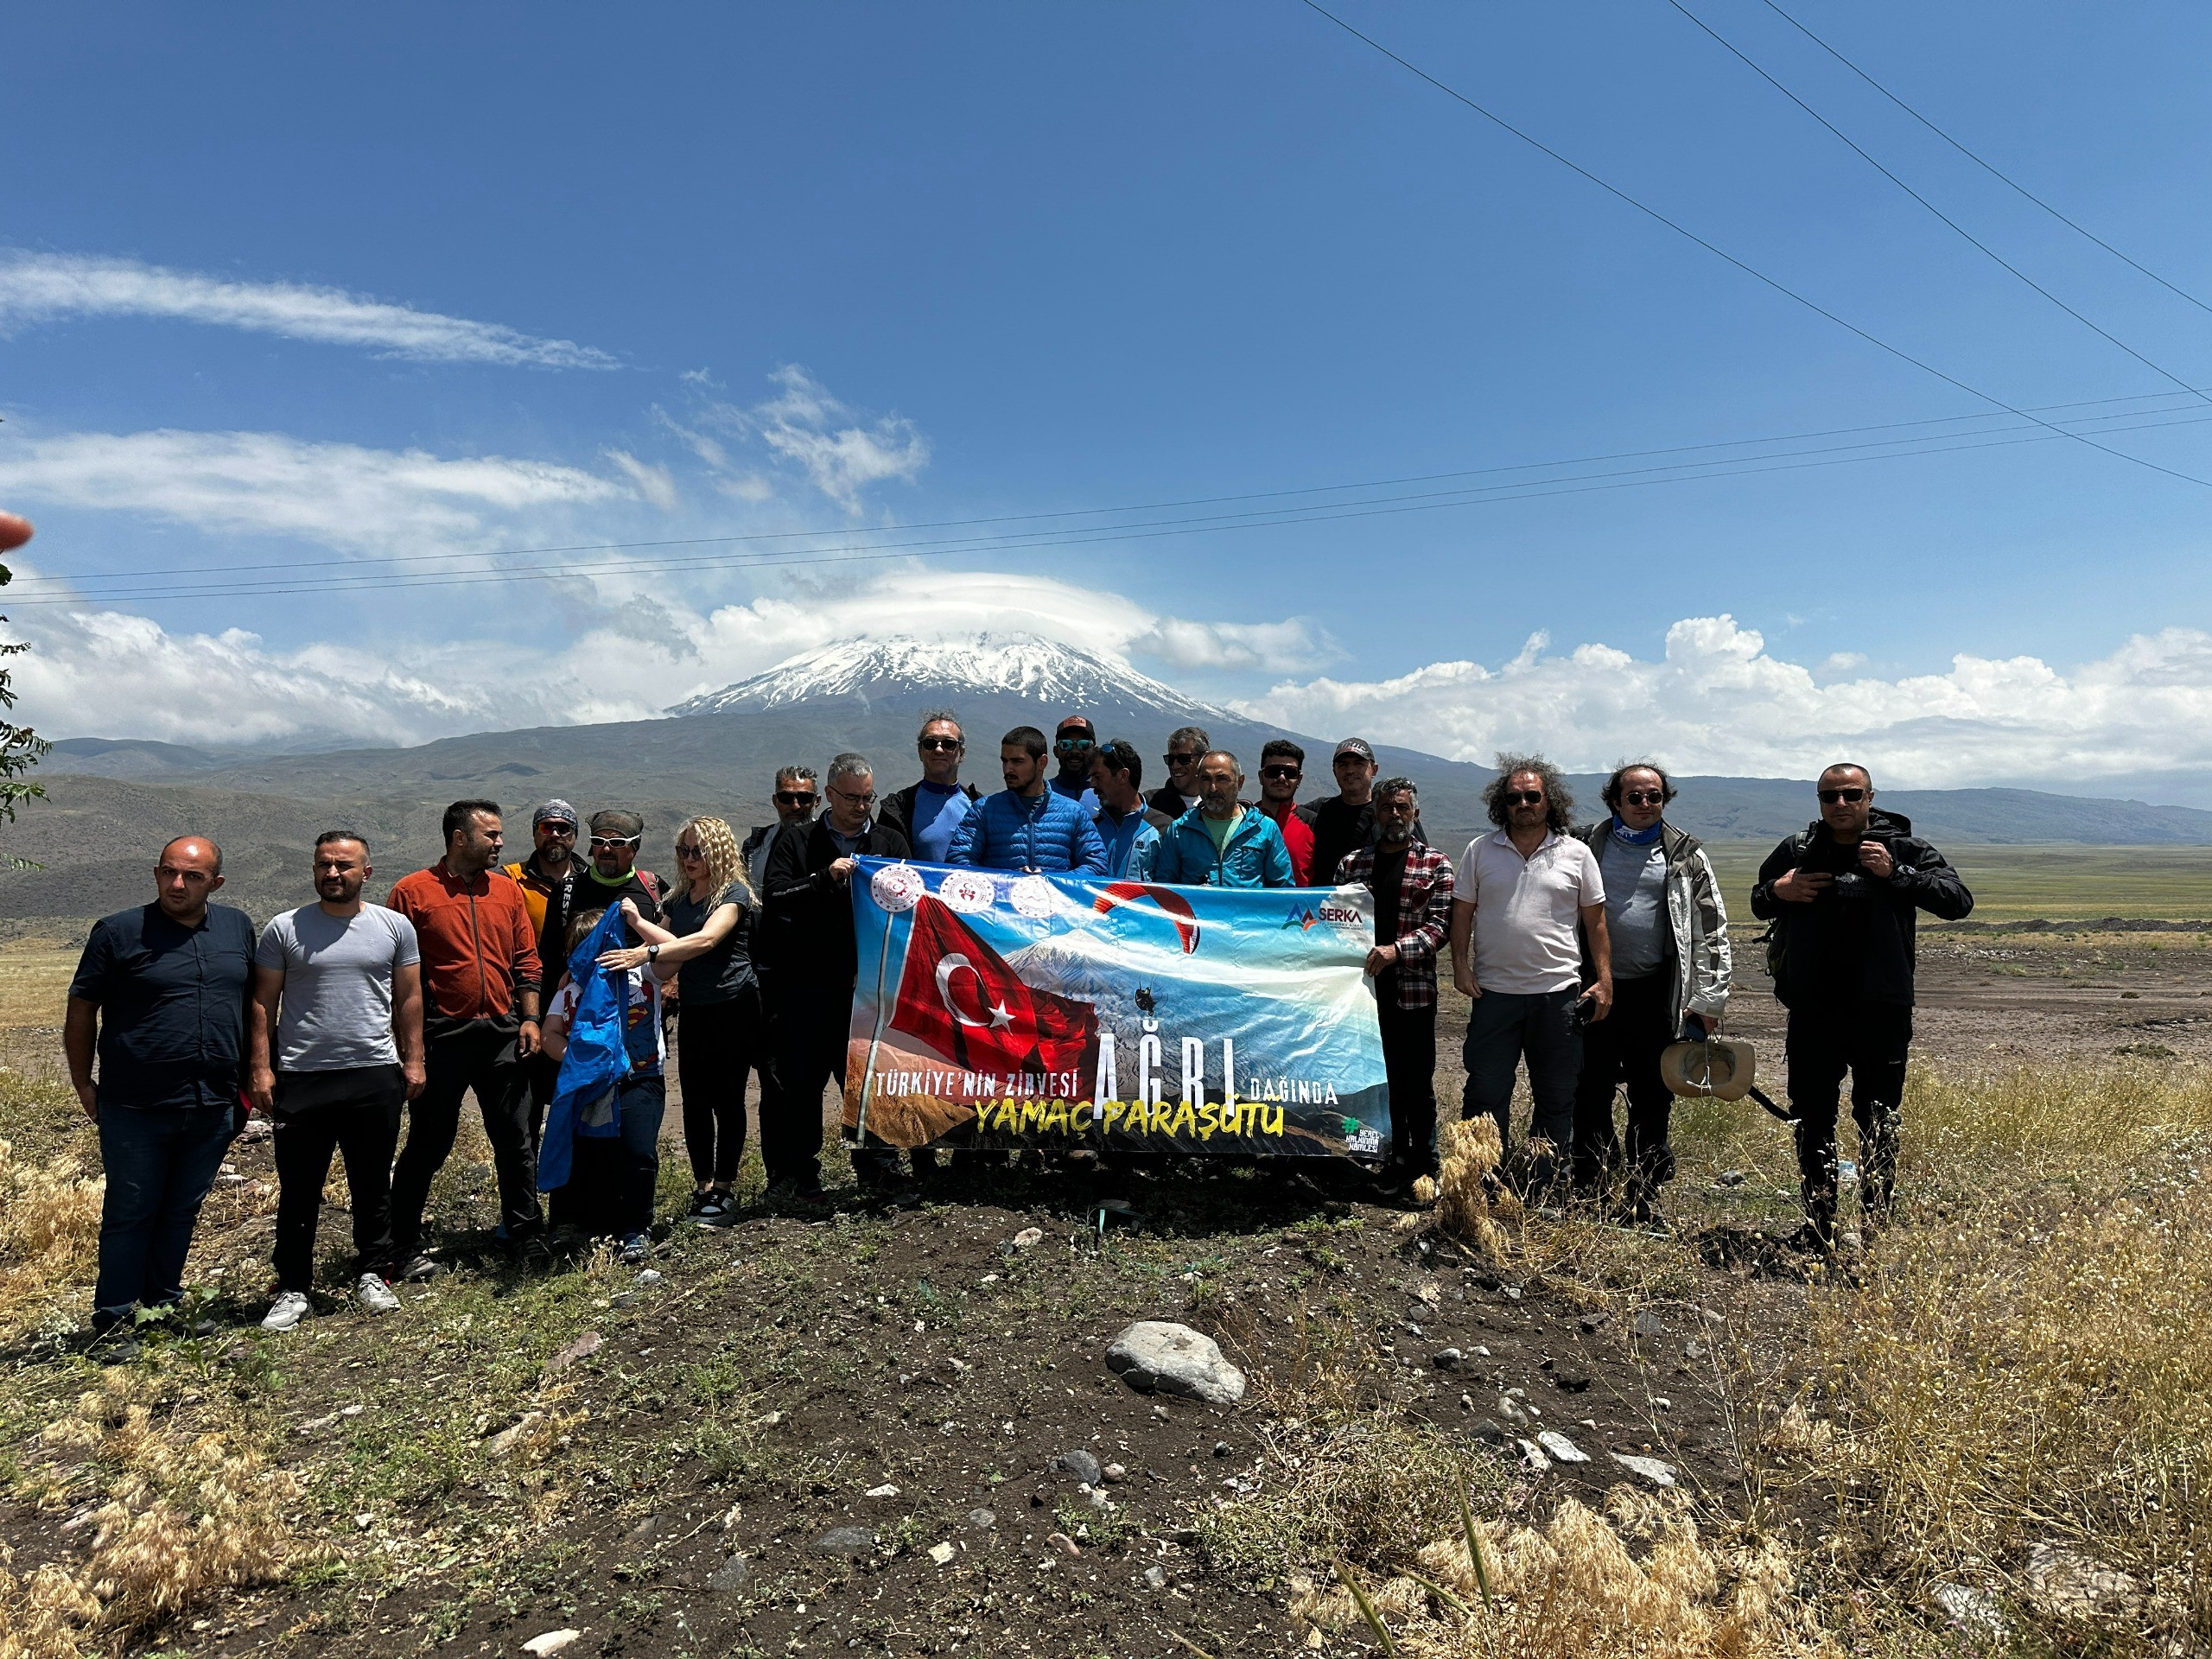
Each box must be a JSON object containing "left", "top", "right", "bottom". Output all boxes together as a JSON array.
[{"left": 1150, "top": 805, "right": 1296, "bottom": 889}]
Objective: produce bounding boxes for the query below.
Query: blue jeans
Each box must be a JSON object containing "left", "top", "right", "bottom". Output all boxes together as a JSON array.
[
  {"left": 93, "top": 1102, "right": 237, "bottom": 1332},
  {"left": 1460, "top": 987, "right": 1582, "bottom": 1185}
]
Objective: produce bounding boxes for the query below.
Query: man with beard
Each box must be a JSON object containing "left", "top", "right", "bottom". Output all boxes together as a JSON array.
[
  {"left": 1306, "top": 738, "right": 1425, "bottom": 890},
  {"left": 249, "top": 833, "right": 424, "bottom": 1330},
  {"left": 503, "top": 800, "right": 582, "bottom": 1146},
  {"left": 386, "top": 800, "right": 544, "bottom": 1276},
  {"left": 1752, "top": 763, "right": 1972, "bottom": 1253},
  {"left": 1147, "top": 726, "right": 1211, "bottom": 820},
  {"left": 741, "top": 766, "right": 820, "bottom": 883},
  {"left": 1337, "top": 779, "right": 1454, "bottom": 1198},
  {"left": 1253, "top": 738, "right": 1318, "bottom": 886},
  {"left": 1449, "top": 756, "right": 1611, "bottom": 1197}
]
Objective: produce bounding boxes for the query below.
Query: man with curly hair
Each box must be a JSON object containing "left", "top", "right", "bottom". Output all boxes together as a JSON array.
[{"left": 1448, "top": 755, "right": 1611, "bottom": 1197}]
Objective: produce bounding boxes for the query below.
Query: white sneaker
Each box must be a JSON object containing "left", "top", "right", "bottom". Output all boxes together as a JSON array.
[
  {"left": 356, "top": 1273, "right": 401, "bottom": 1313},
  {"left": 262, "top": 1291, "right": 311, "bottom": 1332}
]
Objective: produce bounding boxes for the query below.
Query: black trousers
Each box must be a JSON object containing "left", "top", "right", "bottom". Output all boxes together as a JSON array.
[
  {"left": 1569, "top": 972, "right": 1678, "bottom": 1194},
  {"left": 521, "top": 1050, "right": 559, "bottom": 1150},
  {"left": 1786, "top": 999, "right": 1911, "bottom": 1234},
  {"left": 677, "top": 992, "right": 773, "bottom": 1185},
  {"left": 1377, "top": 999, "right": 1438, "bottom": 1179},
  {"left": 767, "top": 980, "right": 850, "bottom": 1191},
  {"left": 390, "top": 1014, "right": 539, "bottom": 1258},
  {"left": 270, "top": 1066, "right": 405, "bottom": 1291}
]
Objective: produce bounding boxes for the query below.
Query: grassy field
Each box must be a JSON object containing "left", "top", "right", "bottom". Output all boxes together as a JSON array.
[{"left": 1705, "top": 841, "right": 2212, "bottom": 925}]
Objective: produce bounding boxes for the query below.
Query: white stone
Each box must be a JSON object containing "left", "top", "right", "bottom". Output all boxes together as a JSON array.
[
  {"left": 523, "top": 1632, "right": 582, "bottom": 1657},
  {"left": 929, "top": 1541, "right": 957, "bottom": 1565},
  {"left": 1013, "top": 1227, "right": 1045, "bottom": 1249},
  {"left": 1609, "top": 1452, "right": 1676, "bottom": 1487},
  {"left": 1535, "top": 1430, "right": 1589, "bottom": 1464},
  {"left": 1104, "top": 1321, "right": 1246, "bottom": 1407},
  {"left": 865, "top": 1484, "right": 900, "bottom": 1498}
]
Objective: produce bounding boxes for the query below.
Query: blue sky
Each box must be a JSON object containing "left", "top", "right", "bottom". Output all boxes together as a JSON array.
[{"left": 4, "top": 3, "right": 2212, "bottom": 797}]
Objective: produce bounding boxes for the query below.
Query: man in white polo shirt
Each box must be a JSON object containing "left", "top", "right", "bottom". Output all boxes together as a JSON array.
[{"left": 1448, "top": 754, "right": 1612, "bottom": 1195}]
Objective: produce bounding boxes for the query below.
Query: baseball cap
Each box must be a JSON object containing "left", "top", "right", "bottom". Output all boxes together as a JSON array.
[
  {"left": 1332, "top": 738, "right": 1375, "bottom": 762},
  {"left": 532, "top": 798, "right": 579, "bottom": 829}
]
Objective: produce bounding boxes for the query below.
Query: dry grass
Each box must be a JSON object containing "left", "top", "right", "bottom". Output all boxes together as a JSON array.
[
  {"left": 1293, "top": 1484, "right": 1834, "bottom": 1658},
  {"left": 2, "top": 1369, "right": 302, "bottom": 1656},
  {"left": 1787, "top": 1063, "right": 2212, "bottom": 1649},
  {"left": 0, "top": 1136, "right": 102, "bottom": 1342}
]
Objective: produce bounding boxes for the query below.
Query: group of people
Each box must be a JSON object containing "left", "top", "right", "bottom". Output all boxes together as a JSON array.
[{"left": 60, "top": 703, "right": 1971, "bottom": 1344}]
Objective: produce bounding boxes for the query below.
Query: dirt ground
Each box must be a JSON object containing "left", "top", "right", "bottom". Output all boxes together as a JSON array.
[{"left": 0, "top": 925, "right": 2204, "bottom": 1657}]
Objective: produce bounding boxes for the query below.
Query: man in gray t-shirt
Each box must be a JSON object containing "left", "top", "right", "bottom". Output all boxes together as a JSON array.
[{"left": 247, "top": 833, "right": 425, "bottom": 1330}]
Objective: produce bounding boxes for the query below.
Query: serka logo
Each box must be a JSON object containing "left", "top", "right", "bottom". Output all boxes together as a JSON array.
[{"left": 1281, "top": 904, "right": 1320, "bottom": 932}]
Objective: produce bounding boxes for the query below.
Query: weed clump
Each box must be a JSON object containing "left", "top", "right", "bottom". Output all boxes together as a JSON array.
[
  {"left": 1428, "top": 1116, "right": 1511, "bottom": 1261},
  {"left": 0, "top": 1138, "right": 101, "bottom": 1339}
]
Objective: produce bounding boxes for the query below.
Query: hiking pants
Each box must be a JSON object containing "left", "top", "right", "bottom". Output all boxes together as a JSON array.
[
  {"left": 1786, "top": 999, "right": 1911, "bottom": 1236},
  {"left": 1569, "top": 972, "right": 1677, "bottom": 1196},
  {"left": 92, "top": 1102, "right": 236, "bottom": 1333},
  {"left": 767, "top": 980, "right": 850, "bottom": 1190},
  {"left": 270, "top": 1065, "right": 405, "bottom": 1291},
  {"left": 391, "top": 1014, "right": 539, "bottom": 1259}
]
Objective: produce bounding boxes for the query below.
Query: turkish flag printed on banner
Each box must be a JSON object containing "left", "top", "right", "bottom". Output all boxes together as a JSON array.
[{"left": 888, "top": 897, "right": 1099, "bottom": 1082}]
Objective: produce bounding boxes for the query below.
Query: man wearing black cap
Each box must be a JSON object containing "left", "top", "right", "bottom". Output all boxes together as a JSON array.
[
  {"left": 1050, "top": 715, "right": 1100, "bottom": 811},
  {"left": 1306, "top": 738, "right": 1423, "bottom": 890},
  {"left": 503, "top": 799, "right": 583, "bottom": 1147}
]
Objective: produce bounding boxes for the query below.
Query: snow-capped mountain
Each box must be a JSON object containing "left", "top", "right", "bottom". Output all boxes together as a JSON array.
[{"left": 669, "top": 632, "right": 1229, "bottom": 721}]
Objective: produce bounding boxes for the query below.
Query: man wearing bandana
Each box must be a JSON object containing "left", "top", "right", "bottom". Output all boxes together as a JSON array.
[{"left": 1569, "top": 764, "right": 1733, "bottom": 1230}]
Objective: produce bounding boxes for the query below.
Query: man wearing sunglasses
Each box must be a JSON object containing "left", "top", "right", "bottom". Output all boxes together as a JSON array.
[
  {"left": 1752, "top": 763, "right": 1972, "bottom": 1254},
  {"left": 875, "top": 715, "right": 980, "bottom": 864},
  {"left": 1252, "top": 739, "right": 1317, "bottom": 886},
  {"left": 741, "top": 766, "right": 820, "bottom": 884},
  {"left": 1049, "top": 715, "right": 1101, "bottom": 812},
  {"left": 502, "top": 800, "right": 584, "bottom": 1146},
  {"left": 1147, "top": 725, "right": 1211, "bottom": 821},
  {"left": 1568, "top": 765, "right": 1732, "bottom": 1230},
  {"left": 581, "top": 809, "right": 665, "bottom": 931},
  {"left": 946, "top": 727, "right": 1108, "bottom": 875},
  {"left": 760, "top": 753, "right": 913, "bottom": 1201}
]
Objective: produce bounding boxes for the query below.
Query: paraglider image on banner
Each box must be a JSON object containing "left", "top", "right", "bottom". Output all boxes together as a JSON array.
[{"left": 843, "top": 858, "right": 1391, "bottom": 1160}]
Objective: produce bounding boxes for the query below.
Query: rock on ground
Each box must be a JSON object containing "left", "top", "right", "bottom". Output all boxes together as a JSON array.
[{"left": 1104, "top": 1320, "right": 1246, "bottom": 1407}]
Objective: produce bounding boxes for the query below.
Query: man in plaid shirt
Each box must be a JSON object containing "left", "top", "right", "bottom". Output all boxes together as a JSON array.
[{"left": 1336, "top": 778, "right": 1454, "bottom": 1198}]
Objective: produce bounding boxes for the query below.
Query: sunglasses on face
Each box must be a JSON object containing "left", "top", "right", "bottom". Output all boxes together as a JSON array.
[
  {"left": 1503, "top": 790, "right": 1545, "bottom": 805},
  {"left": 918, "top": 736, "right": 962, "bottom": 752},
  {"left": 1819, "top": 787, "right": 1868, "bottom": 804},
  {"left": 1165, "top": 752, "right": 1199, "bottom": 767},
  {"left": 674, "top": 842, "right": 703, "bottom": 859},
  {"left": 1056, "top": 736, "right": 1094, "bottom": 752},
  {"left": 1621, "top": 791, "right": 1666, "bottom": 806},
  {"left": 774, "top": 791, "right": 817, "bottom": 806},
  {"left": 538, "top": 823, "right": 576, "bottom": 837},
  {"left": 589, "top": 835, "right": 641, "bottom": 850},
  {"left": 1260, "top": 766, "right": 1301, "bottom": 781}
]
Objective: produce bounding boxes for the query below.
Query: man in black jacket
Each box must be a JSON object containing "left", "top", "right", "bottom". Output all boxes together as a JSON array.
[
  {"left": 759, "top": 753, "right": 912, "bottom": 1202},
  {"left": 1751, "top": 763, "right": 1973, "bottom": 1251}
]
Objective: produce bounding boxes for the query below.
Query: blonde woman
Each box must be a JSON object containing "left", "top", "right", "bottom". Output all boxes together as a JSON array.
[{"left": 594, "top": 817, "right": 766, "bottom": 1225}]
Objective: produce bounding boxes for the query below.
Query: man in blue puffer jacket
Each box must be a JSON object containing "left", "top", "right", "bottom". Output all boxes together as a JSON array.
[
  {"left": 947, "top": 727, "right": 1109, "bottom": 874},
  {"left": 1152, "top": 751, "right": 1297, "bottom": 888}
]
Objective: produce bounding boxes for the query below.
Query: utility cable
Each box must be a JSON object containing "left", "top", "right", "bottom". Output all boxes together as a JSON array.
[
  {"left": 1664, "top": 0, "right": 2212, "bottom": 407},
  {"left": 1294, "top": 0, "right": 2212, "bottom": 488},
  {"left": 1757, "top": 0, "right": 2212, "bottom": 321}
]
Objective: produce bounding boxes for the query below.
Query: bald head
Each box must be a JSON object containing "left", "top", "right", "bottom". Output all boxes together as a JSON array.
[{"left": 154, "top": 836, "right": 225, "bottom": 922}]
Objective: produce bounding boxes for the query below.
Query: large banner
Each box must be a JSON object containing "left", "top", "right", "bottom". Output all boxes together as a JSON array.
[{"left": 842, "top": 858, "right": 1391, "bottom": 1160}]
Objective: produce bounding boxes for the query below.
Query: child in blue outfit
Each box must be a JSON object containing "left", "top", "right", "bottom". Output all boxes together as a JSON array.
[{"left": 542, "top": 901, "right": 671, "bottom": 1262}]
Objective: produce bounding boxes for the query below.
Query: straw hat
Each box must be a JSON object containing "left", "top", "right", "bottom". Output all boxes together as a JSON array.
[{"left": 1659, "top": 1035, "right": 1758, "bottom": 1102}]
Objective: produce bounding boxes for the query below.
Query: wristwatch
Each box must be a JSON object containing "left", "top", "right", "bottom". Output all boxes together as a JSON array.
[{"left": 646, "top": 943, "right": 661, "bottom": 963}]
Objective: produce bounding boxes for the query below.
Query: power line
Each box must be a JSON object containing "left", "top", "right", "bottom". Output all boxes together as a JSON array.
[
  {"left": 1756, "top": 0, "right": 2212, "bottom": 321},
  {"left": 14, "top": 402, "right": 2210, "bottom": 607},
  {"left": 1663, "top": 0, "right": 2212, "bottom": 408},
  {"left": 1293, "top": 0, "right": 2212, "bottom": 489}
]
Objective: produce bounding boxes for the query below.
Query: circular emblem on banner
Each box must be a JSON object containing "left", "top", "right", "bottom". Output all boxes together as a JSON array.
[
  {"left": 937, "top": 868, "right": 999, "bottom": 914},
  {"left": 1007, "top": 874, "right": 1060, "bottom": 919},
  {"left": 870, "top": 861, "right": 925, "bottom": 914}
]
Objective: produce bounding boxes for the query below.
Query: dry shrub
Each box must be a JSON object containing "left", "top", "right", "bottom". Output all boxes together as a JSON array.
[
  {"left": 1432, "top": 1116, "right": 1512, "bottom": 1260},
  {"left": 1, "top": 1370, "right": 300, "bottom": 1651},
  {"left": 1292, "top": 1486, "right": 1835, "bottom": 1657},
  {"left": 1796, "top": 1063, "right": 2212, "bottom": 1643},
  {"left": 0, "top": 1138, "right": 102, "bottom": 1338}
]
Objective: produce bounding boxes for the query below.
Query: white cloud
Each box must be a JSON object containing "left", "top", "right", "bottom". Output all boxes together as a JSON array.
[
  {"left": 0, "top": 428, "right": 635, "bottom": 554},
  {"left": 665, "top": 366, "right": 929, "bottom": 512},
  {"left": 601, "top": 449, "right": 679, "bottom": 512},
  {"left": 1131, "top": 615, "right": 1338, "bottom": 674},
  {"left": 1237, "top": 615, "right": 2212, "bottom": 791},
  {"left": 0, "top": 250, "right": 617, "bottom": 368}
]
